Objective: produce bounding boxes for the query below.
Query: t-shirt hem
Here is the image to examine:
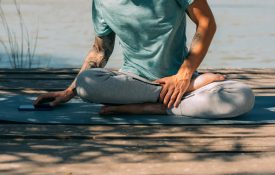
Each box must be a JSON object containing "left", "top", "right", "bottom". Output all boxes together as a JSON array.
[
  {"left": 94, "top": 28, "right": 113, "bottom": 37},
  {"left": 119, "top": 66, "right": 159, "bottom": 81}
]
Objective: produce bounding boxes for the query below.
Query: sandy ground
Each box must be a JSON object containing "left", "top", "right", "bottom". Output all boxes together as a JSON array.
[{"left": 0, "top": 0, "right": 274, "bottom": 68}]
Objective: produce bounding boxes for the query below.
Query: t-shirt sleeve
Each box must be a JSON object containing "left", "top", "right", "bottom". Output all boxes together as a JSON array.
[
  {"left": 92, "top": 0, "right": 113, "bottom": 36},
  {"left": 176, "top": 0, "right": 194, "bottom": 10}
]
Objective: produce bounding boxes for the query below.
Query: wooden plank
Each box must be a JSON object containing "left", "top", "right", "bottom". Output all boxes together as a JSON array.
[
  {"left": 1, "top": 124, "right": 275, "bottom": 138},
  {"left": 0, "top": 74, "right": 76, "bottom": 80},
  {"left": 226, "top": 74, "right": 275, "bottom": 79},
  {"left": 224, "top": 79, "right": 275, "bottom": 87},
  {"left": 0, "top": 89, "right": 57, "bottom": 94},
  {"left": 200, "top": 68, "right": 275, "bottom": 74},
  {"left": 1, "top": 86, "right": 273, "bottom": 93},
  {"left": 1, "top": 78, "right": 275, "bottom": 90},
  {"left": 0, "top": 68, "right": 80, "bottom": 74},
  {"left": 0, "top": 69, "right": 275, "bottom": 77},
  {"left": 1, "top": 73, "right": 275, "bottom": 81},
  {"left": 0, "top": 137, "right": 275, "bottom": 153},
  {"left": 0, "top": 152, "right": 274, "bottom": 175},
  {"left": 1, "top": 72, "right": 275, "bottom": 80},
  {"left": 252, "top": 90, "right": 275, "bottom": 96},
  {"left": 0, "top": 68, "right": 275, "bottom": 74},
  {"left": 2, "top": 88, "right": 273, "bottom": 96},
  {"left": 0, "top": 79, "right": 71, "bottom": 90}
]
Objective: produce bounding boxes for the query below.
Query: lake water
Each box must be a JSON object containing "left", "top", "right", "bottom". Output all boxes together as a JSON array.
[{"left": 0, "top": 0, "right": 274, "bottom": 68}]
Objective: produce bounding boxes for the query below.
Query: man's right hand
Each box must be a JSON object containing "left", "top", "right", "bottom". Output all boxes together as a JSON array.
[
  {"left": 33, "top": 32, "right": 115, "bottom": 108},
  {"left": 33, "top": 88, "right": 76, "bottom": 107}
]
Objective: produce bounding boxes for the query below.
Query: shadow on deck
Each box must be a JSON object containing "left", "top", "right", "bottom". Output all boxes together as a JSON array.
[{"left": 0, "top": 68, "right": 275, "bottom": 175}]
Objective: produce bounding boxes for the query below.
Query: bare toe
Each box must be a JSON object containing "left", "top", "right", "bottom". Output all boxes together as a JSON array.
[
  {"left": 215, "top": 74, "right": 226, "bottom": 81},
  {"left": 204, "top": 73, "right": 226, "bottom": 82},
  {"left": 188, "top": 73, "right": 227, "bottom": 92}
]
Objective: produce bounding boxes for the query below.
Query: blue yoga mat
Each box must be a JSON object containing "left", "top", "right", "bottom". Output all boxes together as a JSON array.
[{"left": 0, "top": 95, "right": 274, "bottom": 125}]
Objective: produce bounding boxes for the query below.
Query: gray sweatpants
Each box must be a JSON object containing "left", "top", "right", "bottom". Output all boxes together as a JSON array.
[{"left": 75, "top": 68, "right": 255, "bottom": 118}]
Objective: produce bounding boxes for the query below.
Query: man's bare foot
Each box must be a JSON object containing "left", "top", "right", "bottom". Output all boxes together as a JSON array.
[
  {"left": 100, "top": 73, "right": 226, "bottom": 115},
  {"left": 99, "top": 103, "right": 166, "bottom": 115},
  {"left": 187, "top": 73, "right": 226, "bottom": 93}
]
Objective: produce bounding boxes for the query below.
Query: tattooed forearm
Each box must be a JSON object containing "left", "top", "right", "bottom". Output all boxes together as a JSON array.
[
  {"left": 87, "top": 32, "right": 115, "bottom": 68},
  {"left": 68, "top": 32, "right": 116, "bottom": 92},
  {"left": 179, "top": 0, "right": 216, "bottom": 75}
]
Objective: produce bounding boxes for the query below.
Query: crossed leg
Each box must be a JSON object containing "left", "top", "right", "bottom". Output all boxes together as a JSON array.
[
  {"left": 100, "top": 73, "right": 226, "bottom": 115},
  {"left": 76, "top": 68, "right": 255, "bottom": 118}
]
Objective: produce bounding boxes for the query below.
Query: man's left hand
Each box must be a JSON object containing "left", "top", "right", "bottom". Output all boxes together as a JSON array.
[{"left": 154, "top": 74, "right": 191, "bottom": 108}]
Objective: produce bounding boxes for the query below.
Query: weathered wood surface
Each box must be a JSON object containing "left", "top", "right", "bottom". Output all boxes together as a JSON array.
[
  {"left": 1, "top": 152, "right": 275, "bottom": 175},
  {"left": 0, "top": 124, "right": 275, "bottom": 174},
  {"left": 0, "top": 68, "right": 275, "bottom": 175},
  {"left": 0, "top": 124, "right": 275, "bottom": 137},
  {"left": 0, "top": 124, "right": 275, "bottom": 175}
]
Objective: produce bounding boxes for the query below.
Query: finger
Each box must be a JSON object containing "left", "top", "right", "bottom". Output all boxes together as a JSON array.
[
  {"left": 174, "top": 91, "right": 185, "bottom": 108},
  {"left": 33, "top": 95, "right": 44, "bottom": 106},
  {"left": 41, "top": 97, "right": 56, "bottom": 105},
  {"left": 159, "top": 86, "right": 168, "bottom": 102},
  {"left": 168, "top": 90, "right": 179, "bottom": 109},
  {"left": 33, "top": 93, "right": 54, "bottom": 106},
  {"left": 153, "top": 78, "right": 166, "bottom": 84},
  {"left": 163, "top": 89, "right": 174, "bottom": 107},
  {"left": 49, "top": 97, "right": 63, "bottom": 107}
]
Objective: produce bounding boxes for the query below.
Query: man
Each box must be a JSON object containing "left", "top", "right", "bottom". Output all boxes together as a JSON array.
[{"left": 34, "top": 0, "right": 255, "bottom": 118}]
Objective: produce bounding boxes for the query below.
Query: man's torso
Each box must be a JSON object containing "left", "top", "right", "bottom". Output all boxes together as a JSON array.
[{"left": 93, "top": 0, "right": 191, "bottom": 80}]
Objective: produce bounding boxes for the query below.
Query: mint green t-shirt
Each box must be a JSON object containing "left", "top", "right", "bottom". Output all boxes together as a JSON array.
[{"left": 92, "top": 0, "right": 194, "bottom": 81}]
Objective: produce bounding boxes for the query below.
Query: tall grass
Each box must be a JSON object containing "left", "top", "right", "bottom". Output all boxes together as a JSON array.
[{"left": 0, "top": 0, "right": 39, "bottom": 69}]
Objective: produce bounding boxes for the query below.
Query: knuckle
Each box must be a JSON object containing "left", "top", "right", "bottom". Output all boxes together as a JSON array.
[
  {"left": 178, "top": 94, "right": 184, "bottom": 99},
  {"left": 163, "top": 99, "right": 169, "bottom": 105},
  {"left": 174, "top": 89, "right": 180, "bottom": 94},
  {"left": 171, "top": 97, "right": 176, "bottom": 101},
  {"left": 169, "top": 89, "right": 175, "bottom": 93},
  {"left": 169, "top": 85, "right": 175, "bottom": 89}
]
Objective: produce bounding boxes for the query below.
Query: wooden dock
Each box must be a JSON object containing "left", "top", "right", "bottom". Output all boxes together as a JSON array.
[{"left": 0, "top": 68, "right": 275, "bottom": 175}]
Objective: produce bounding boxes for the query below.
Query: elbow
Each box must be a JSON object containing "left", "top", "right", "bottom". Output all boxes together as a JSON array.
[
  {"left": 211, "top": 19, "right": 217, "bottom": 35},
  {"left": 198, "top": 16, "right": 217, "bottom": 35}
]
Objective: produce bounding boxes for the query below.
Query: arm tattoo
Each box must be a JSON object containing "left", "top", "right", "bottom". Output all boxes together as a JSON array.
[
  {"left": 191, "top": 32, "right": 202, "bottom": 50},
  {"left": 187, "top": 32, "right": 202, "bottom": 58},
  {"left": 87, "top": 32, "right": 115, "bottom": 68},
  {"left": 88, "top": 60, "right": 99, "bottom": 68},
  {"left": 68, "top": 32, "right": 115, "bottom": 92}
]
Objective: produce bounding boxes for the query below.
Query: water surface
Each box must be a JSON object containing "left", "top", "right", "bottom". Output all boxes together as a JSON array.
[{"left": 0, "top": 0, "right": 274, "bottom": 68}]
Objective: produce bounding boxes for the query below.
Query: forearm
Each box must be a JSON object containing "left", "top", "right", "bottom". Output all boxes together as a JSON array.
[
  {"left": 67, "top": 33, "right": 115, "bottom": 94},
  {"left": 67, "top": 49, "right": 105, "bottom": 94},
  {"left": 176, "top": 0, "right": 216, "bottom": 79},
  {"left": 178, "top": 20, "right": 216, "bottom": 79}
]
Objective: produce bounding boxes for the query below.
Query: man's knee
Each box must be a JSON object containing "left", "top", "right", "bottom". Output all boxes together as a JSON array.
[
  {"left": 207, "top": 81, "right": 255, "bottom": 118},
  {"left": 167, "top": 81, "right": 255, "bottom": 118},
  {"left": 75, "top": 68, "right": 111, "bottom": 101},
  {"left": 226, "top": 82, "right": 255, "bottom": 117}
]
